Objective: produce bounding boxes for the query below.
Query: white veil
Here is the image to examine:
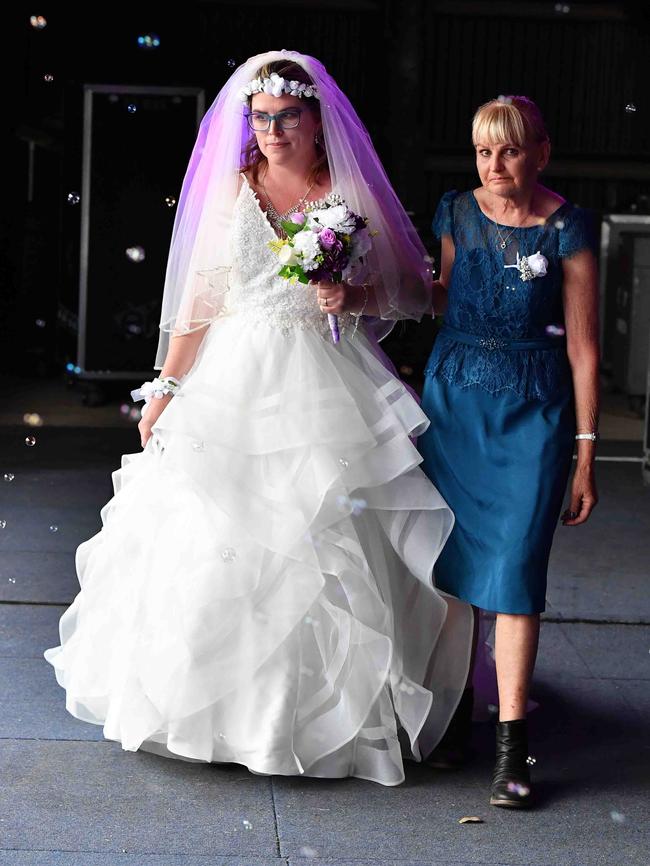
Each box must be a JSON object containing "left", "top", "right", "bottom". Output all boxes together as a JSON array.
[{"left": 155, "top": 49, "right": 431, "bottom": 370}]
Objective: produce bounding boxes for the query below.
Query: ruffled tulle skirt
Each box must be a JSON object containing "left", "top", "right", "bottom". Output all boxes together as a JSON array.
[{"left": 44, "top": 316, "right": 473, "bottom": 786}]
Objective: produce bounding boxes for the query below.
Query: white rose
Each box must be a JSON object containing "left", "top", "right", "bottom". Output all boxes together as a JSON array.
[
  {"left": 270, "top": 73, "right": 285, "bottom": 97},
  {"left": 292, "top": 229, "right": 321, "bottom": 270},
  {"left": 278, "top": 243, "right": 300, "bottom": 266},
  {"left": 526, "top": 251, "right": 548, "bottom": 277},
  {"left": 310, "top": 204, "right": 355, "bottom": 233}
]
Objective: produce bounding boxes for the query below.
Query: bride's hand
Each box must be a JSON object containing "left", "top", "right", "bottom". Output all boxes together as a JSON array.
[
  {"left": 137, "top": 395, "right": 172, "bottom": 448},
  {"left": 314, "top": 280, "right": 361, "bottom": 315}
]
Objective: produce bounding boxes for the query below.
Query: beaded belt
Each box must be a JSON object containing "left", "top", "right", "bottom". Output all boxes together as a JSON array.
[{"left": 440, "top": 324, "right": 566, "bottom": 352}]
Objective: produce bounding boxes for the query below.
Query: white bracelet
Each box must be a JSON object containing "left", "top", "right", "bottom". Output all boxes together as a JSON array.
[
  {"left": 130, "top": 376, "right": 181, "bottom": 404},
  {"left": 351, "top": 284, "right": 369, "bottom": 339},
  {"left": 575, "top": 432, "right": 598, "bottom": 442}
]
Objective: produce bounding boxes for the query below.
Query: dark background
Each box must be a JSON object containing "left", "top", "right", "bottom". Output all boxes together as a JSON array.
[{"left": 2, "top": 0, "right": 649, "bottom": 390}]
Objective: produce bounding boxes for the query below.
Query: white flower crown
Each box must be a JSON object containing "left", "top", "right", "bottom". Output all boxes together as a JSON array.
[{"left": 238, "top": 72, "right": 320, "bottom": 103}]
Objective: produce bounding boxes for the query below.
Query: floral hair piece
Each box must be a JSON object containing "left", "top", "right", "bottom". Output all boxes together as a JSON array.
[{"left": 239, "top": 72, "right": 320, "bottom": 103}]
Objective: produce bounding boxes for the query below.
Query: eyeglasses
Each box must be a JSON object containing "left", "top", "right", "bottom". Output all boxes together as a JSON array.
[{"left": 245, "top": 108, "right": 303, "bottom": 132}]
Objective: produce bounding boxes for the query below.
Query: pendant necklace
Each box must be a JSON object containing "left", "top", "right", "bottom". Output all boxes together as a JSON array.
[
  {"left": 490, "top": 201, "right": 531, "bottom": 250},
  {"left": 261, "top": 167, "right": 315, "bottom": 237}
]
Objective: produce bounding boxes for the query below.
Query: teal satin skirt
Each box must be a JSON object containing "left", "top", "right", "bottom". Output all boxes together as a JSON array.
[{"left": 419, "top": 375, "right": 575, "bottom": 614}]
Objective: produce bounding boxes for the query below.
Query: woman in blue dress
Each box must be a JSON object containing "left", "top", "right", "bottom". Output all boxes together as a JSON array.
[{"left": 419, "top": 96, "right": 600, "bottom": 808}]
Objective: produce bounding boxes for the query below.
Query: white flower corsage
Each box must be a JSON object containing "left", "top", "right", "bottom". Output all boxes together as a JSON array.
[
  {"left": 504, "top": 250, "right": 548, "bottom": 282},
  {"left": 130, "top": 376, "right": 181, "bottom": 407}
]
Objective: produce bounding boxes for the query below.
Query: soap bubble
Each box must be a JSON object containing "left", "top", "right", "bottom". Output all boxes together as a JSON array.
[
  {"left": 23, "top": 413, "right": 43, "bottom": 427},
  {"left": 8, "top": 577, "right": 16, "bottom": 583},
  {"left": 526, "top": 755, "right": 537, "bottom": 766},
  {"left": 506, "top": 781, "right": 530, "bottom": 797},
  {"left": 67, "top": 192, "right": 80, "bottom": 205},
  {"left": 25, "top": 436, "right": 37, "bottom": 447},
  {"left": 335, "top": 495, "right": 367, "bottom": 515},
  {"left": 497, "top": 94, "right": 512, "bottom": 105},
  {"left": 4, "top": 473, "right": 15, "bottom": 482},
  {"left": 610, "top": 810, "right": 626, "bottom": 824},
  {"left": 338, "top": 457, "right": 349, "bottom": 469},
  {"left": 164, "top": 196, "right": 176, "bottom": 208},
  {"left": 43, "top": 74, "right": 54, "bottom": 83},
  {"left": 127, "top": 104, "right": 137, "bottom": 114},
  {"left": 221, "top": 548, "right": 237, "bottom": 563},
  {"left": 545, "top": 324, "right": 565, "bottom": 337},
  {"left": 35, "top": 318, "right": 47, "bottom": 327},
  {"left": 423, "top": 253, "right": 436, "bottom": 277},
  {"left": 191, "top": 441, "right": 205, "bottom": 452},
  {"left": 298, "top": 847, "right": 319, "bottom": 858},
  {"left": 49, "top": 525, "right": 58, "bottom": 533},
  {"left": 0, "top": 520, "right": 6, "bottom": 529},
  {"left": 226, "top": 59, "right": 237, "bottom": 68},
  {"left": 624, "top": 104, "right": 637, "bottom": 114},
  {"left": 242, "top": 820, "right": 253, "bottom": 830},
  {"left": 126, "top": 246, "right": 145, "bottom": 262},
  {"left": 137, "top": 34, "right": 160, "bottom": 49},
  {"left": 30, "top": 15, "right": 47, "bottom": 29}
]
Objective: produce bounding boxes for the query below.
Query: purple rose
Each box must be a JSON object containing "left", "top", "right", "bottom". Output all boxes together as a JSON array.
[
  {"left": 319, "top": 228, "right": 337, "bottom": 249},
  {"left": 290, "top": 212, "right": 306, "bottom": 225}
]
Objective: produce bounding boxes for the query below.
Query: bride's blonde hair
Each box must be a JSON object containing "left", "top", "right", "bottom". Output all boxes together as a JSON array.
[{"left": 472, "top": 96, "right": 549, "bottom": 147}]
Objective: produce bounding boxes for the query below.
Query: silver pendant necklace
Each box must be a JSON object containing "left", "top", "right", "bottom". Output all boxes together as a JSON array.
[
  {"left": 261, "top": 168, "right": 315, "bottom": 237},
  {"left": 491, "top": 203, "right": 531, "bottom": 250},
  {"left": 494, "top": 220, "right": 522, "bottom": 250}
]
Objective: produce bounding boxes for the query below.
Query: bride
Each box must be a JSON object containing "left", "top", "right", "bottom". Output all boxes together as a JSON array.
[{"left": 44, "top": 50, "right": 473, "bottom": 786}]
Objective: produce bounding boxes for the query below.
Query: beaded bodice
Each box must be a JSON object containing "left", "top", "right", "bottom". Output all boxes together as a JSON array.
[
  {"left": 261, "top": 176, "right": 320, "bottom": 238},
  {"left": 425, "top": 190, "right": 595, "bottom": 401},
  {"left": 225, "top": 177, "right": 354, "bottom": 336}
]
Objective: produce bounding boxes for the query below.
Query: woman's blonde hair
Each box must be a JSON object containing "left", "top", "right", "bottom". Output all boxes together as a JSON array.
[{"left": 472, "top": 96, "right": 549, "bottom": 147}]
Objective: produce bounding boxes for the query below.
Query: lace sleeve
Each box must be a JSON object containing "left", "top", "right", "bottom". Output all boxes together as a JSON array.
[
  {"left": 432, "top": 190, "right": 458, "bottom": 240},
  {"left": 558, "top": 206, "right": 597, "bottom": 259}
]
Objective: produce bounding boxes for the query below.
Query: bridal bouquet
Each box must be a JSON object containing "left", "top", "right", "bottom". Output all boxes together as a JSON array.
[{"left": 268, "top": 194, "right": 373, "bottom": 343}]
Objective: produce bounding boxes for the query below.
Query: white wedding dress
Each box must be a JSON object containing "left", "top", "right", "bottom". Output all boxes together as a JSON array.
[{"left": 44, "top": 178, "right": 473, "bottom": 786}]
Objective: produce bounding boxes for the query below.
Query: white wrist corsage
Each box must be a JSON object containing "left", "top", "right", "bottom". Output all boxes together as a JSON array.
[
  {"left": 130, "top": 376, "right": 181, "bottom": 406},
  {"left": 504, "top": 250, "right": 548, "bottom": 282}
]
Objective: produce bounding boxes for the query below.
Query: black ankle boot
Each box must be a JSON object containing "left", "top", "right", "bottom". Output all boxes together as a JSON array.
[
  {"left": 426, "top": 687, "right": 474, "bottom": 769},
  {"left": 490, "top": 718, "right": 533, "bottom": 808}
]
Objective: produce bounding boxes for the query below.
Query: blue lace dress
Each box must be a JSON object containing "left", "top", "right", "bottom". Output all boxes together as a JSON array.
[{"left": 419, "top": 190, "right": 593, "bottom": 614}]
